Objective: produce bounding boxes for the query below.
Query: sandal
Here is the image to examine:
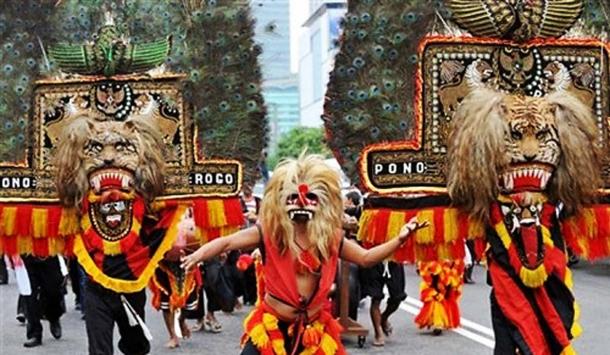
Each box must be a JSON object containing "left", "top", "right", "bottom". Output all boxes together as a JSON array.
[
  {"left": 191, "top": 320, "right": 205, "bottom": 332},
  {"left": 372, "top": 338, "right": 385, "bottom": 347},
  {"left": 206, "top": 318, "right": 222, "bottom": 333}
]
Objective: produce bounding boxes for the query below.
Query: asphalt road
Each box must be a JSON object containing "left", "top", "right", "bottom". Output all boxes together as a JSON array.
[{"left": 0, "top": 261, "right": 608, "bottom": 355}]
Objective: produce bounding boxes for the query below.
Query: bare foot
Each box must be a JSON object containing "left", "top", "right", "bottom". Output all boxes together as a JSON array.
[
  {"left": 180, "top": 321, "right": 191, "bottom": 339},
  {"left": 372, "top": 334, "right": 385, "bottom": 347},
  {"left": 166, "top": 337, "right": 180, "bottom": 349}
]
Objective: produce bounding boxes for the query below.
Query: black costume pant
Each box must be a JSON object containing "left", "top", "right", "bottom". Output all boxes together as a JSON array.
[
  {"left": 0, "top": 256, "right": 8, "bottom": 284},
  {"left": 490, "top": 293, "right": 530, "bottom": 355},
  {"left": 23, "top": 256, "right": 65, "bottom": 340},
  {"left": 242, "top": 265, "right": 258, "bottom": 305},
  {"left": 359, "top": 261, "right": 407, "bottom": 303},
  {"left": 68, "top": 258, "right": 83, "bottom": 306},
  {"left": 84, "top": 281, "right": 150, "bottom": 355}
]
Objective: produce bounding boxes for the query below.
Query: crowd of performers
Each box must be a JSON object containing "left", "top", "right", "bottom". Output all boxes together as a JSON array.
[
  {"left": 1, "top": 154, "right": 462, "bottom": 354},
  {"left": 1, "top": 152, "right": 595, "bottom": 355},
  {"left": 0, "top": 157, "right": 482, "bottom": 354}
]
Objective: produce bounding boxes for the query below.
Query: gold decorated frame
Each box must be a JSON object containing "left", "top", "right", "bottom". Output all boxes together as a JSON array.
[
  {"left": 0, "top": 73, "right": 241, "bottom": 202},
  {"left": 360, "top": 36, "right": 610, "bottom": 195}
]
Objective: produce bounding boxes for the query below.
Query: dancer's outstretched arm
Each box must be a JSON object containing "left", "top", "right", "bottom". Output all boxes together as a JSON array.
[
  {"left": 181, "top": 226, "right": 260, "bottom": 271},
  {"left": 341, "top": 217, "right": 427, "bottom": 267}
]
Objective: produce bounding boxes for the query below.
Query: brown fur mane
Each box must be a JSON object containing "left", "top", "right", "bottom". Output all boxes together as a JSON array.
[
  {"left": 447, "top": 88, "right": 602, "bottom": 221},
  {"left": 54, "top": 116, "right": 165, "bottom": 209}
]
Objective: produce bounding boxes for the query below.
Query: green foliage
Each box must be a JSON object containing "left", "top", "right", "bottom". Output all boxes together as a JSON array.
[
  {"left": 269, "top": 127, "right": 332, "bottom": 169},
  {"left": 0, "top": 0, "right": 268, "bottom": 184},
  {"left": 324, "top": 0, "right": 448, "bottom": 185}
]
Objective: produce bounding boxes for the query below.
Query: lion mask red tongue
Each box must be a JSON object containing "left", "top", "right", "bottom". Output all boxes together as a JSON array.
[{"left": 520, "top": 225, "right": 539, "bottom": 267}]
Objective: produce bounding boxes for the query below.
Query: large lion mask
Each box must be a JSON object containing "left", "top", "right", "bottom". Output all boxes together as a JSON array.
[
  {"left": 54, "top": 116, "right": 165, "bottom": 210},
  {"left": 448, "top": 88, "right": 602, "bottom": 221},
  {"left": 259, "top": 154, "right": 343, "bottom": 260}
]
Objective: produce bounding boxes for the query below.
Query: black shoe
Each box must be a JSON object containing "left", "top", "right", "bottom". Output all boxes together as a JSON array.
[
  {"left": 23, "top": 338, "right": 42, "bottom": 348},
  {"left": 50, "top": 320, "right": 62, "bottom": 339},
  {"left": 16, "top": 313, "right": 26, "bottom": 324}
]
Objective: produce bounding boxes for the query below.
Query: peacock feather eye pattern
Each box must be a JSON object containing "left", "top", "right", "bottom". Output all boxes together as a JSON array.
[
  {"left": 324, "top": 0, "right": 451, "bottom": 185},
  {"left": 323, "top": 0, "right": 608, "bottom": 187},
  {"left": 0, "top": 0, "right": 267, "bottom": 186}
]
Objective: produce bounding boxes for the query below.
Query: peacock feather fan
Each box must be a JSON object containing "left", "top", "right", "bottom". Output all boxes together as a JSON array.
[
  {"left": 0, "top": 1, "right": 55, "bottom": 164},
  {"left": 323, "top": 0, "right": 609, "bottom": 187},
  {"left": 324, "top": 0, "right": 448, "bottom": 186},
  {"left": 0, "top": 0, "right": 267, "bottom": 186}
]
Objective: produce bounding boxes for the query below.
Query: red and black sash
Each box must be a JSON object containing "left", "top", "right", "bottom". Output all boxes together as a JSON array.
[
  {"left": 487, "top": 202, "right": 579, "bottom": 354},
  {"left": 74, "top": 197, "right": 185, "bottom": 293}
]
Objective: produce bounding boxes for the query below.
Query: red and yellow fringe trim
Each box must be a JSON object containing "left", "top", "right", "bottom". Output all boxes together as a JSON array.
[
  {"left": 414, "top": 260, "right": 463, "bottom": 330},
  {"left": 358, "top": 207, "right": 484, "bottom": 262},
  {"left": 492, "top": 217, "right": 554, "bottom": 289},
  {"left": 242, "top": 306, "right": 345, "bottom": 355},
  {"left": 562, "top": 205, "right": 610, "bottom": 260},
  {"left": 156, "top": 197, "right": 244, "bottom": 245},
  {"left": 0, "top": 204, "right": 79, "bottom": 256},
  {"left": 0, "top": 195, "right": 244, "bottom": 257}
]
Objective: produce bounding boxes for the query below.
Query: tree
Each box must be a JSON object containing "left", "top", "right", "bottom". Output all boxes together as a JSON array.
[{"left": 269, "top": 127, "right": 332, "bottom": 168}]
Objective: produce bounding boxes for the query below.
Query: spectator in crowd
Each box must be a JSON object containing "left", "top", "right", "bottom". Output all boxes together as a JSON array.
[
  {"left": 258, "top": 149, "right": 269, "bottom": 184},
  {"left": 360, "top": 259, "right": 407, "bottom": 346},
  {"left": 0, "top": 257, "right": 8, "bottom": 285},
  {"left": 22, "top": 255, "right": 66, "bottom": 347},
  {"left": 464, "top": 240, "right": 476, "bottom": 284},
  {"left": 238, "top": 183, "right": 261, "bottom": 305},
  {"left": 185, "top": 259, "right": 226, "bottom": 334},
  {"left": 338, "top": 189, "right": 363, "bottom": 321},
  {"left": 240, "top": 184, "right": 261, "bottom": 228}
]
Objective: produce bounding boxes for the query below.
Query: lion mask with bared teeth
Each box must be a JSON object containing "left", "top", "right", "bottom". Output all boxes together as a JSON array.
[
  {"left": 54, "top": 116, "right": 165, "bottom": 209},
  {"left": 259, "top": 154, "right": 343, "bottom": 261},
  {"left": 447, "top": 88, "right": 603, "bottom": 222}
]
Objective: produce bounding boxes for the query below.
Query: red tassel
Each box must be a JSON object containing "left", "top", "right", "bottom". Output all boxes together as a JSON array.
[
  {"left": 193, "top": 199, "right": 209, "bottom": 229},
  {"left": 298, "top": 250, "right": 321, "bottom": 274},
  {"left": 237, "top": 253, "right": 254, "bottom": 271},
  {"left": 371, "top": 209, "right": 390, "bottom": 245},
  {"left": 16, "top": 205, "right": 32, "bottom": 236},
  {"left": 302, "top": 325, "right": 322, "bottom": 347},
  {"left": 32, "top": 237, "right": 49, "bottom": 256},
  {"left": 3, "top": 236, "right": 17, "bottom": 255},
  {"left": 47, "top": 207, "right": 62, "bottom": 238},
  {"left": 224, "top": 198, "right": 245, "bottom": 226}
]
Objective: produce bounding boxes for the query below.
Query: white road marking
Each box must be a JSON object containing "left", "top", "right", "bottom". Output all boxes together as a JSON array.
[
  {"left": 399, "top": 297, "right": 495, "bottom": 349},
  {"left": 404, "top": 296, "right": 496, "bottom": 338}
]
